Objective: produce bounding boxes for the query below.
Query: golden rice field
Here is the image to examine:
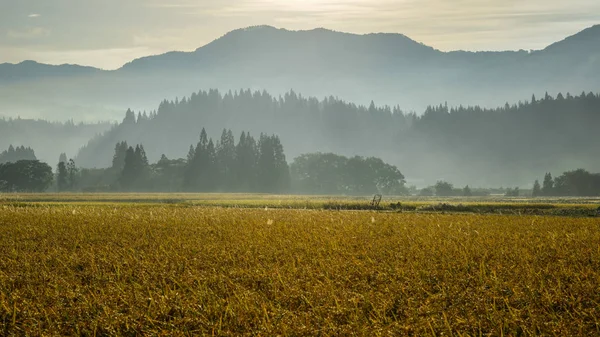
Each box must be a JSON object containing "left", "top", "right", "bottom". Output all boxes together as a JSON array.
[{"left": 0, "top": 198, "right": 599, "bottom": 335}]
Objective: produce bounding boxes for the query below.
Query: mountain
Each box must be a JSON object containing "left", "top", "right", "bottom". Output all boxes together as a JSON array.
[
  {"left": 120, "top": 26, "right": 439, "bottom": 73},
  {"left": 0, "top": 25, "right": 599, "bottom": 121},
  {"left": 0, "top": 60, "right": 103, "bottom": 83},
  {"left": 0, "top": 118, "right": 112, "bottom": 165}
]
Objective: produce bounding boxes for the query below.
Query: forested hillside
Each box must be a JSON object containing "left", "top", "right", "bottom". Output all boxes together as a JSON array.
[
  {"left": 75, "top": 89, "right": 600, "bottom": 186},
  {"left": 0, "top": 118, "right": 112, "bottom": 164}
]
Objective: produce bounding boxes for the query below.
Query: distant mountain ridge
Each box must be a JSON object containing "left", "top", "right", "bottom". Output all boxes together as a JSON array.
[
  {"left": 0, "top": 60, "right": 101, "bottom": 83},
  {"left": 0, "top": 24, "right": 599, "bottom": 121}
]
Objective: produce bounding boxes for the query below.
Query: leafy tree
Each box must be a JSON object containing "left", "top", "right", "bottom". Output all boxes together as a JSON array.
[
  {"left": 553, "top": 169, "right": 600, "bottom": 196},
  {"left": 365, "top": 157, "right": 406, "bottom": 195},
  {"left": 434, "top": 181, "right": 455, "bottom": 197},
  {"left": 345, "top": 156, "right": 379, "bottom": 195},
  {"left": 290, "top": 153, "right": 347, "bottom": 194},
  {"left": 505, "top": 187, "right": 519, "bottom": 197},
  {"left": 290, "top": 153, "right": 405, "bottom": 195},
  {"left": 0, "top": 160, "right": 53, "bottom": 192},
  {"left": 419, "top": 187, "right": 434, "bottom": 197}
]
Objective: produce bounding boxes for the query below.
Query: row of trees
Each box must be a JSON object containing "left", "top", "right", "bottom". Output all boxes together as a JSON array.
[
  {"left": 417, "top": 182, "right": 520, "bottom": 197},
  {"left": 107, "top": 129, "right": 290, "bottom": 193},
  {"left": 56, "top": 154, "right": 80, "bottom": 192},
  {"left": 0, "top": 145, "right": 36, "bottom": 164},
  {"left": 68, "top": 131, "right": 408, "bottom": 194},
  {"left": 533, "top": 170, "right": 600, "bottom": 197}
]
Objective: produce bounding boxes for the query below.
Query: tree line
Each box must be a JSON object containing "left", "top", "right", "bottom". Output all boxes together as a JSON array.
[
  {"left": 101, "top": 129, "right": 291, "bottom": 193},
  {"left": 0, "top": 134, "right": 409, "bottom": 195},
  {"left": 532, "top": 170, "right": 600, "bottom": 197},
  {"left": 0, "top": 145, "right": 36, "bottom": 164},
  {"left": 75, "top": 89, "right": 600, "bottom": 187},
  {"left": 2, "top": 140, "right": 600, "bottom": 197},
  {"left": 0, "top": 118, "right": 111, "bottom": 166}
]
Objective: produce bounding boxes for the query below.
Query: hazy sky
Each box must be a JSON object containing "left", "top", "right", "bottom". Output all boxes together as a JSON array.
[{"left": 1, "top": 0, "right": 599, "bottom": 69}]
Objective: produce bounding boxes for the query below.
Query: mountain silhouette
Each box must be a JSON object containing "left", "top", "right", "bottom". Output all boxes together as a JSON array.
[{"left": 1, "top": 25, "right": 599, "bottom": 121}]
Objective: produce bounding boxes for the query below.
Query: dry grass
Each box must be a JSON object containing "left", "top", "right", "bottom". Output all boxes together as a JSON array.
[{"left": 0, "top": 204, "right": 599, "bottom": 335}]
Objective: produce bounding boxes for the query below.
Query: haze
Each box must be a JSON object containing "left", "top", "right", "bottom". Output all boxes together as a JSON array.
[{"left": 1, "top": 0, "right": 600, "bottom": 69}]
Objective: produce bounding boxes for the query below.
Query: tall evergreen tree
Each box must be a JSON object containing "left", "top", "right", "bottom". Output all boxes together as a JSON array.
[
  {"left": 57, "top": 161, "right": 68, "bottom": 192},
  {"left": 257, "top": 134, "right": 290, "bottom": 193},
  {"left": 235, "top": 132, "right": 258, "bottom": 192},
  {"left": 205, "top": 139, "right": 218, "bottom": 191},
  {"left": 66, "top": 159, "right": 79, "bottom": 191},
  {"left": 532, "top": 179, "right": 541, "bottom": 197},
  {"left": 59, "top": 153, "right": 67, "bottom": 164},
  {"left": 463, "top": 185, "right": 472, "bottom": 197},
  {"left": 120, "top": 147, "right": 137, "bottom": 190},
  {"left": 542, "top": 173, "right": 554, "bottom": 196},
  {"left": 216, "top": 129, "right": 236, "bottom": 191},
  {"left": 183, "top": 145, "right": 197, "bottom": 190},
  {"left": 112, "top": 141, "right": 129, "bottom": 171}
]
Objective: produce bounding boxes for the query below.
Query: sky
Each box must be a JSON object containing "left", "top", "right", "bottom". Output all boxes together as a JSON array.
[{"left": 1, "top": 0, "right": 599, "bottom": 70}]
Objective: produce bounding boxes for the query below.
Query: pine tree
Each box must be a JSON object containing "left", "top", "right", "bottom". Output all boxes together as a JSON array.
[
  {"left": 463, "top": 185, "right": 472, "bottom": 197},
  {"left": 271, "top": 135, "right": 290, "bottom": 192},
  {"left": 112, "top": 142, "right": 129, "bottom": 171},
  {"left": 57, "top": 161, "right": 68, "bottom": 192},
  {"left": 235, "top": 132, "right": 258, "bottom": 192},
  {"left": 257, "top": 134, "right": 290, "bottom": 193},
  {"left": 532, "top": 180, "right": 541, "bottom": 197},
  {"left": 542, "top": 173, "right": 554, "bottom": 196},
  {"left": 217, "top": 129, "right": 236, "bottom": 191},
  {"left": 59, "top": 153, "right": 67, "bottom": 164},
  {"left": 205, "top": 139, "right": 218, "bottom": 191},
  {"left": 123, "top": 109, "right": 136, "bottom": 124},
  {"left": 67, "top": 159, "right": 79, "bottom": 191},
  {"left": 183, "top": 145, "right": 197, "bottom": 190}
]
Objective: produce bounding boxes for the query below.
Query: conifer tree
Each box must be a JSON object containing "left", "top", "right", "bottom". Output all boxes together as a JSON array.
[
  {"left": 542, "top": 173, "right": 554, "bottom": 196},
  {"left": 532, "top": 180, "right": 541, "bottom": 197},
  {"left": 57, "top": 161, "right": 68, "bottom": 192}
]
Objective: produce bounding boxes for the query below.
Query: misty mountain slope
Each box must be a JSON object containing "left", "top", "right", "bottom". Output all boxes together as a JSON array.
[
  {"left": 0, "top": 118, "right": 112, "bottom": 164},
  {"left": 0, "top": 60, "right": 102, "bottom": 84},
  {"left": 121, "top": 26, "right": 439, "bottom": 75},
  {"left": 75, "top": 88, "right": 600, "bottom": 187},
  {"left": 2, "top": 25, "right": 600, "bottom": 121}
]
